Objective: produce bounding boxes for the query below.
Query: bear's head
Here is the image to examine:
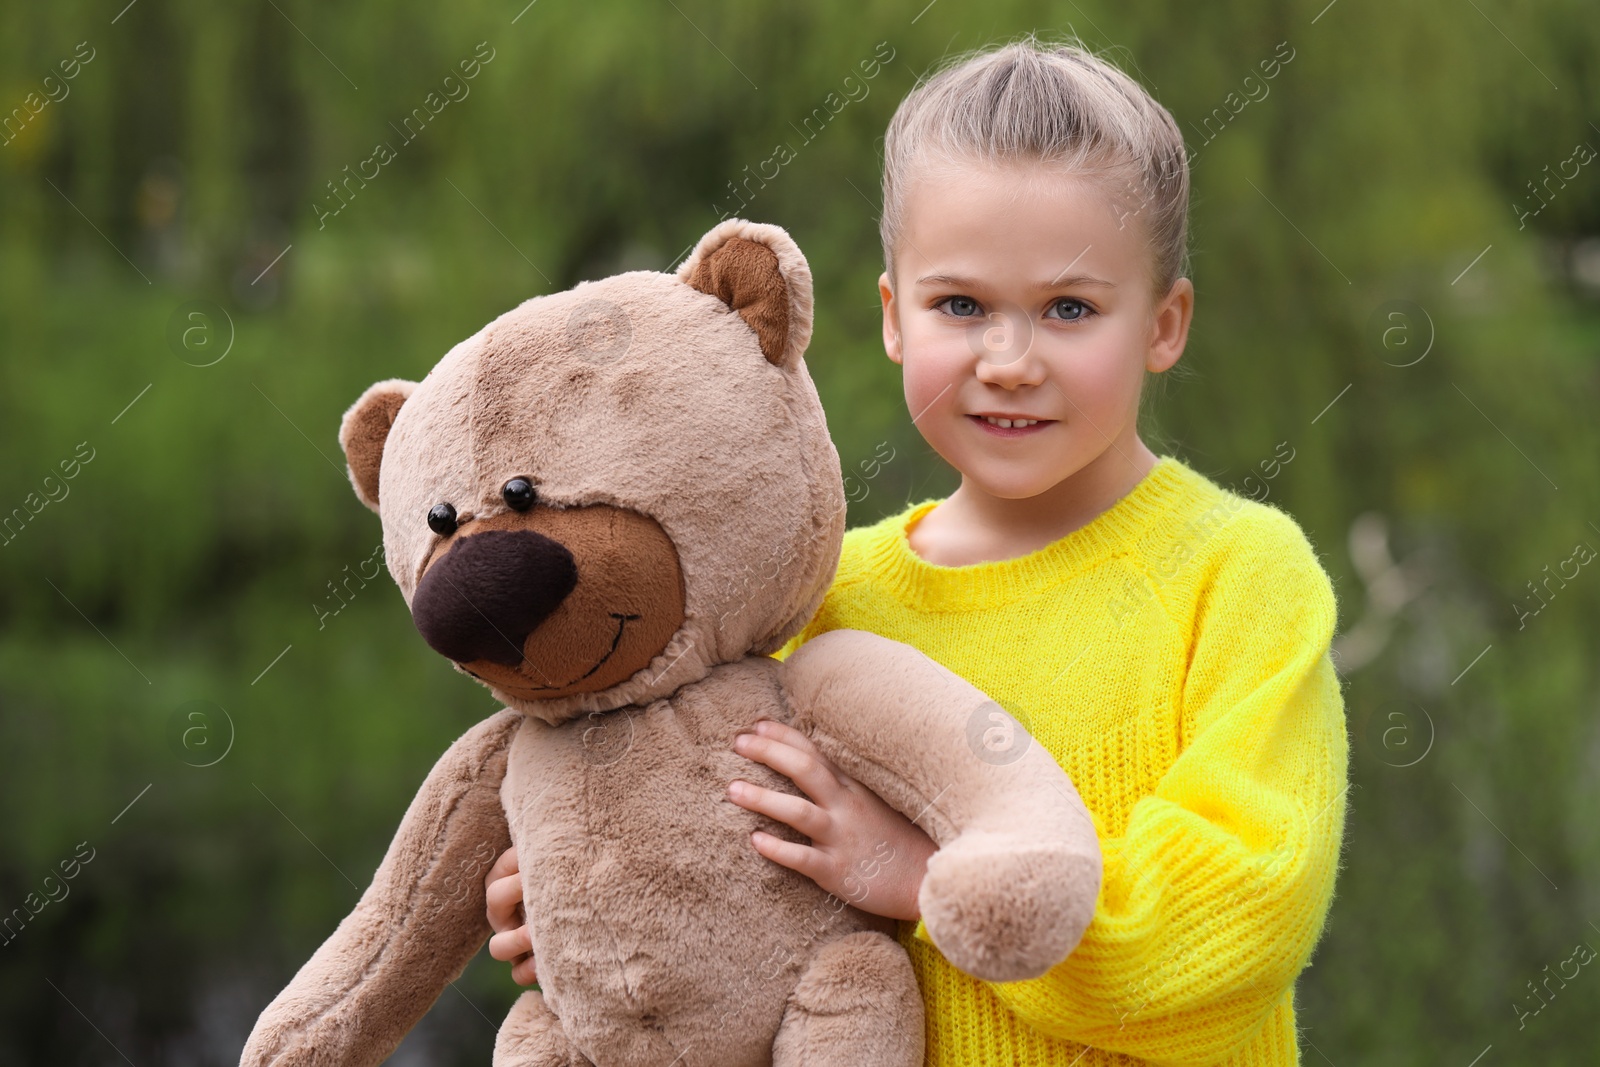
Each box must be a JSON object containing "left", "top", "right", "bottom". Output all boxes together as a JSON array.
[{"left": 337, "top": 220, "right": 845, "bottom": 726}]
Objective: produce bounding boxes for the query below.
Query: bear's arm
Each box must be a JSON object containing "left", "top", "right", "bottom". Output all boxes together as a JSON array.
[
  {"left": 240, "top": 709, "right": 522, "bottom": 1067},
  {"left": 778, "top": 628, "right": 1102, "bottom": 984}
]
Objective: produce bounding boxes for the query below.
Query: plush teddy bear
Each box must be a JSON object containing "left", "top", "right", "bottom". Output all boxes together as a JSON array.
[{"left": 239, "top": 220, "right": 1102, "bottom": 1067}]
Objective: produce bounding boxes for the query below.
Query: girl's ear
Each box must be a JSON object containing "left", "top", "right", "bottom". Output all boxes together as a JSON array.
[
  {"left": 339, "top": 378, "right": 417, "bottom": 512},
  {"left": 1145, "top": 277, "right": 1194, "bottom": 374},
  {"left": 677, "top": 219, "right": 814, "bottom": 369},
  {"left": 879, "top": 271, "right": 903, "bottom": 365}
]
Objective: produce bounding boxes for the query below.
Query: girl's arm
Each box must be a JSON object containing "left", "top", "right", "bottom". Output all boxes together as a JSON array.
[{"left": 938, "top": 512, "right": 1347, "bottom": 1066}]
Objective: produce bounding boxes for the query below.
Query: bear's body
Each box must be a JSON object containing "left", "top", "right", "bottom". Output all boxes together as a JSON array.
[
  {"left": 239, "top": 220, "right": 1101, "bottom": 1067},
  {"left": 502, "top": 658, "right": 906, "bottom": 1065}
]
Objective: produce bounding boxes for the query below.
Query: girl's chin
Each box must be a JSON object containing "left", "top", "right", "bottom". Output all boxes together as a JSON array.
[{"left": 957, "top": 465, "right": 1068, "bottom": 501}]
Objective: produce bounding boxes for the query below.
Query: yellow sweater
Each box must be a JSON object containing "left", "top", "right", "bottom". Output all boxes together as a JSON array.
[{"left": 772, "top": 456, "right": 1348, "bottom": 1066}]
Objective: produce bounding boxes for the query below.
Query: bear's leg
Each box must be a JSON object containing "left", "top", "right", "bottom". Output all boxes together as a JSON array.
[
  {"left": 770, "top": 930, "right": 924, "bottom": 1067},
  {"left": 492, "top": 990, "right": 593, "bottom": 1067}
]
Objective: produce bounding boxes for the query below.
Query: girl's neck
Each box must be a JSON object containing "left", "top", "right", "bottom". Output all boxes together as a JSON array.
[{"left": 908, "top": 435, "right": 1161, "bottom": 567}]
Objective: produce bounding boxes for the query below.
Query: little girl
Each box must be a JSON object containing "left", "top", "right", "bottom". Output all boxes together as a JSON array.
[{"left": 489, "top": 35, "right": 1348, "bottom": 1066}]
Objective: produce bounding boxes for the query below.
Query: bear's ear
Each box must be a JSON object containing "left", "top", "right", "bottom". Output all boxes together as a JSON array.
[
  {"left": 677, "top": 219, "right": 813, "bottom": 368},
  {"left": 338, "top": 378, "right": 417, "bottom": 513}
]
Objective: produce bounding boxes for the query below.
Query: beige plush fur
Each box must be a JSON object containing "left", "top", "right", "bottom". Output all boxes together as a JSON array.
[{"left": 240, "top": 220, "right": 1102, "bottom": 1067}]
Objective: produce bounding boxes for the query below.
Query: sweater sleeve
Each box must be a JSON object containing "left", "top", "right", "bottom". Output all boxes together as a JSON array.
[{"left": 912, "top": 510, "right": 1350, "bottom": 1066}]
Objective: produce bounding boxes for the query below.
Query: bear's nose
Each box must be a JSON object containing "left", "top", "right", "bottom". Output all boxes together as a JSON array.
[{"left": 411, "top": 529, "right": 578, "bottom": 666}]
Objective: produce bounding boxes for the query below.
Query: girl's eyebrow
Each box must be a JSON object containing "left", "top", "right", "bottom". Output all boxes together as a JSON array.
[{"left": 915, "top": 271, "right": 1117, "bottom": 290}]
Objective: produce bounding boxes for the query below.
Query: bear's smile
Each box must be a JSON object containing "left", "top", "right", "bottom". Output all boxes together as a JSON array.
[{"left": 465, "top": 611, "right": 643, "bottom": 694}]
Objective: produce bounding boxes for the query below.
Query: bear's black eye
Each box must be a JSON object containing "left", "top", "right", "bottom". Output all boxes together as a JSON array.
[
  {"left": 427, "top": 503, "right": 458, "bottom": 536},
  {"left": 502, "top": 478, "right": 537, "bottom": 512}
]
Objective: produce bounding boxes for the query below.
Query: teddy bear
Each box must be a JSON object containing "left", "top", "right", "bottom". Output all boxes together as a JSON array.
[{"left": 239, "top": 219, "right": 1103, "bottom": 1067}]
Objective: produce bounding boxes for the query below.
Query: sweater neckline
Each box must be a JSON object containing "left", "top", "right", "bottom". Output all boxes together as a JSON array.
[{"left": 864, "top": 456, "right": 1189, "bottom": 611}]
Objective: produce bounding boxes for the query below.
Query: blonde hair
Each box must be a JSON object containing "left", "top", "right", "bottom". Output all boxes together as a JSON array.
[{"left": 880, "top": 33, "right": 1190, "bottom": 298}]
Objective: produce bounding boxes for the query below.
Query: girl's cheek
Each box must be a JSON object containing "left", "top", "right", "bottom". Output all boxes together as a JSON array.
[
  {"left": 902, "top": 372, "right": 945, "bottom": 423},
  {"left": 1057, "top": 340, "right": 1142, "bottom": 413},
  {"left": 900, "top": 328, "right": 963, "bottom": 385}
]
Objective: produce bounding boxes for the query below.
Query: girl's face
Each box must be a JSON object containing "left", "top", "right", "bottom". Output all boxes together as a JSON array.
[{"left": 879, "top": 159, "right": 1192, "bottom": 501}]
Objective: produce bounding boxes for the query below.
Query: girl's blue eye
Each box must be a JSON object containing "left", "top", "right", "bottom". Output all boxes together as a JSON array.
[
  {"left": 1046, "top": 298, "right": 1091, "bottom": 321},
  {"left": 942, "top": 296, "right": 981, "bottom": 318}
]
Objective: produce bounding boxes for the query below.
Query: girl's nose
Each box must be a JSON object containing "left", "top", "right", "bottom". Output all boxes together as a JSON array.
[{"left": 970, "top": 306, "right": 1047, "bottom": 385}]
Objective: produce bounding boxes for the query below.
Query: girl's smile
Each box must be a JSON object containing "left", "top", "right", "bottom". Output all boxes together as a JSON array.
[{"left": 968, "top": 413, "right": 1056, "bottom": 436}]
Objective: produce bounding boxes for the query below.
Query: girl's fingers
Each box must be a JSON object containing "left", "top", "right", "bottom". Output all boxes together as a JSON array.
[
  {"left": 752, "top": 719, "right": 848, "bottom": 780},
  {"left": 510, "top": 954, "right": 540, "bottom": 987},
  {"left": 733, "top": 731, "right": 843, "bottom": 803},
  {"left": 489, "top": 924, "right": 533, "bottom": 963},
  {"left": 485, "top": 871, "right": 526, "bottom": 932},
  {"left": 483, "top": 845, "right": 519, "bottom": 890},
  {"left": 726, "top": 779, "right": 830, "bottom": 839},
  {"left": 750, "top": 829, "right": 828, "bottom": 883}
]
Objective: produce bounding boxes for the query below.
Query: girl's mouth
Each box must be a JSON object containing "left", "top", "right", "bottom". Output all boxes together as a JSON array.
[{"left": 968, "top": 414, "right": 1055, "bottom": 437}]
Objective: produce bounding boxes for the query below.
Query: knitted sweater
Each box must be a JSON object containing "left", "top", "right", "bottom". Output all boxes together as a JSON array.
[{"left": 771, "top": 456, "right": 1348, "bottom": 1066}]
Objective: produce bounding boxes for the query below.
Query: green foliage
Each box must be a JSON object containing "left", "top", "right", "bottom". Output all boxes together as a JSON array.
[{"left": 2, "top": 0, "right": 1597, "bottom": 1062}]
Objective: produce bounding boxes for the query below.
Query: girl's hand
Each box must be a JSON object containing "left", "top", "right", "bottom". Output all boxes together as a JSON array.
[
  {"left": 484, "top": 845, "right": 539, "bottom": 986},
  {"left": 729, "top": 719, "right": 937, "bottom": 921}
]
